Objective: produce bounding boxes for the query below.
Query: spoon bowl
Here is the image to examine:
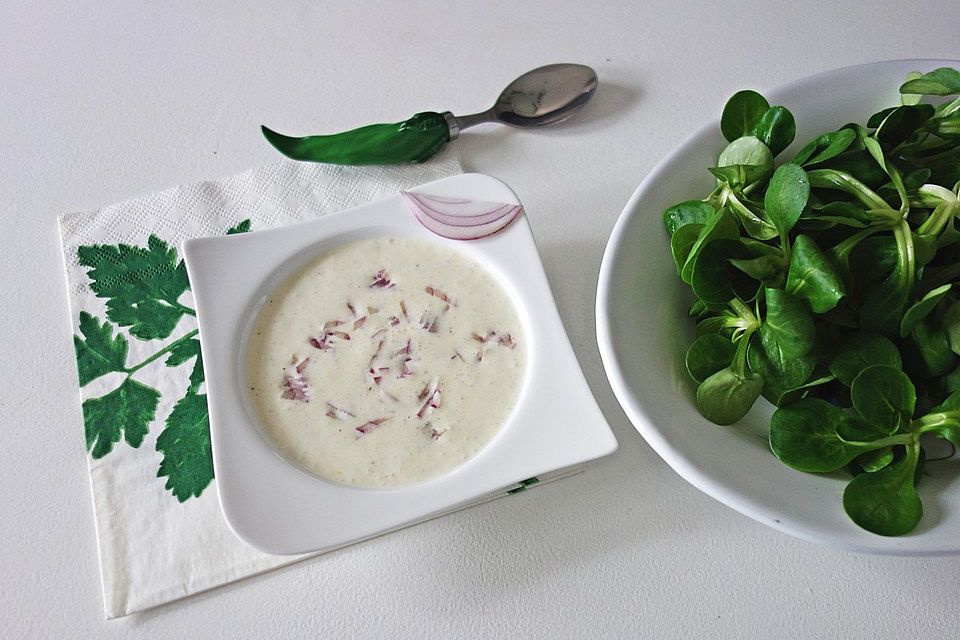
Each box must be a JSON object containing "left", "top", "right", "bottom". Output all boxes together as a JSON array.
[
  {"left": 450, "top": 64, "right": 598, "bottom": 135},
  {"left": 493, "top": 63, "right": 598, "bottom": 127}
]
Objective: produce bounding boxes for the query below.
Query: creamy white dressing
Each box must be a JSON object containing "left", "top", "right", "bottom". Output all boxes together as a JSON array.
[{"left": 245, "top": 237, "right": 525, "bottom": 488}]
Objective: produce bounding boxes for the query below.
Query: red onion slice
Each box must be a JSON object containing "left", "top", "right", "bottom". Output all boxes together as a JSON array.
[
  {"left": 414, "top": 194, "right": 472, "bottom": 205},
  {"left": 404, "top": 193, "right": 516, "bottom": 226},
  {"left": 401, "top": 191, "right": 522, "bottom": 240}
]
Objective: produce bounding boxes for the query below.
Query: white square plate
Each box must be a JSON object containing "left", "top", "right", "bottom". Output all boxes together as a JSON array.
[{"left": 183, "top": 172, "right": 617, "bottom": 555}]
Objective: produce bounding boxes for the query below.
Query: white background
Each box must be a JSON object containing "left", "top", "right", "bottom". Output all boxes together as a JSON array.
[{"left": 2, "top": 1, "right": 959, "bottom": 638}]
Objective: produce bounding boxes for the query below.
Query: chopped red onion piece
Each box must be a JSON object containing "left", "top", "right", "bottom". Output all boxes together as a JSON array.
[
  {"left": 369, "top": 269, "right": 395, "bottom": 289},
  {"left": 418, "top": 311, "right": 437, "bottom": 333},
  {"left": 281, "top": 362, "right": 311, "bottom": 403},
  {"left": 295, "top": 357, "right": 311, "bottom": 374},
  {"left": 419, "top": 305, "right": 449, "bottom": 333},
  {"left": 425, "top": 286, "right": 457, "bottom": 307},
  {"left": 325, "top": 402, "right": 355, "bottom": 419},
  {"left": 417, "top": 377, "right": 442, "bottom": 418},
  {"left": 471, "top": 330, "right": 517, "bottom": 361},
  {"left": 369, "top": 339, "right": 385, "bottom": 367},
  {"left": 355, "top": 418, "right": 388, "bottom": 436},
  {"left": 417, "top": 381, "right": 431, "bottom": 401},
  {"left": 395, "top": 339, "right": 412, "bottom": 357},
  {"left": 310, "top": 331, "right": 343, "bottom": 351}
]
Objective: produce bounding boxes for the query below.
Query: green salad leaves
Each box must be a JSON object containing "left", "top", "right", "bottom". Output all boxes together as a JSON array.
[{"left": 665, "top": 67, "right": 960, "bottom": 536}]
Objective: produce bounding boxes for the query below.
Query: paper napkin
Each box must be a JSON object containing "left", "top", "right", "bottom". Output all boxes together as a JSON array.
[{"left": 59, "top": 156, "right": 470, "bottom": 618}]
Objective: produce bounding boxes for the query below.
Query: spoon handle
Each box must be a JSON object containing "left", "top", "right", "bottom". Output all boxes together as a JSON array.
[
  {"left": 261, "top": 112, "right": 450, "bottom": 166},
  {"left": 444, "top": 110, "right": 498, "bottom": 140}
]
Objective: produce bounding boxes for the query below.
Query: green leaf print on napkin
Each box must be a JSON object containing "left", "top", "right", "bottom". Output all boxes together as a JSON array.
[
  {"left": 78, "top": 235, "right": 193, "bottom": 341},
  {"left": 84, "top": 378, "right": 161, "bottom": 459},
  {"left": 226, "top": 219, "right": 252, "bottom": 235},
  {"left": 73, "top": 221, "right": 250, "bottom": 502},
  {"left": 74, "top": 312, "right": 129, "bottom": 386},
  {"left": 156, "top": 392, "right": 213, "bottom": 501},
  {"left": 165, "top": 337, "right": 201, "bottom": 369}
]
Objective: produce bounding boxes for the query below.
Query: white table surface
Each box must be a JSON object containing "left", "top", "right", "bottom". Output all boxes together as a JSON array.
[{"left": 2, "top": 2, "right": 959, "bottom": 638}]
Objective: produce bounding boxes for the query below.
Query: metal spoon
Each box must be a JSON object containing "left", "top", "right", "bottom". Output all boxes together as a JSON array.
[
  {"left": 261, "top": 63, "right": 598, "bottom": 165},
  {"left": 443, "top": 63, "right": 599, "bottom": 139}
]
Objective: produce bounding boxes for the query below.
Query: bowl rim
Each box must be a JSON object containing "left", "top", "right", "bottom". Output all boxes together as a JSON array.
[{"left": 596, "top": 58, "right": 960, "bottom": 556}]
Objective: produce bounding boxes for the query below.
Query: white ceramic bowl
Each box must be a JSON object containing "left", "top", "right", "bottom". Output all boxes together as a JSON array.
[
  {"left": 597, "top": 60, "right": 960, "bottom": 555},
  {"left": 185, "top": 173, "right": 617, "bottom": 555}
]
